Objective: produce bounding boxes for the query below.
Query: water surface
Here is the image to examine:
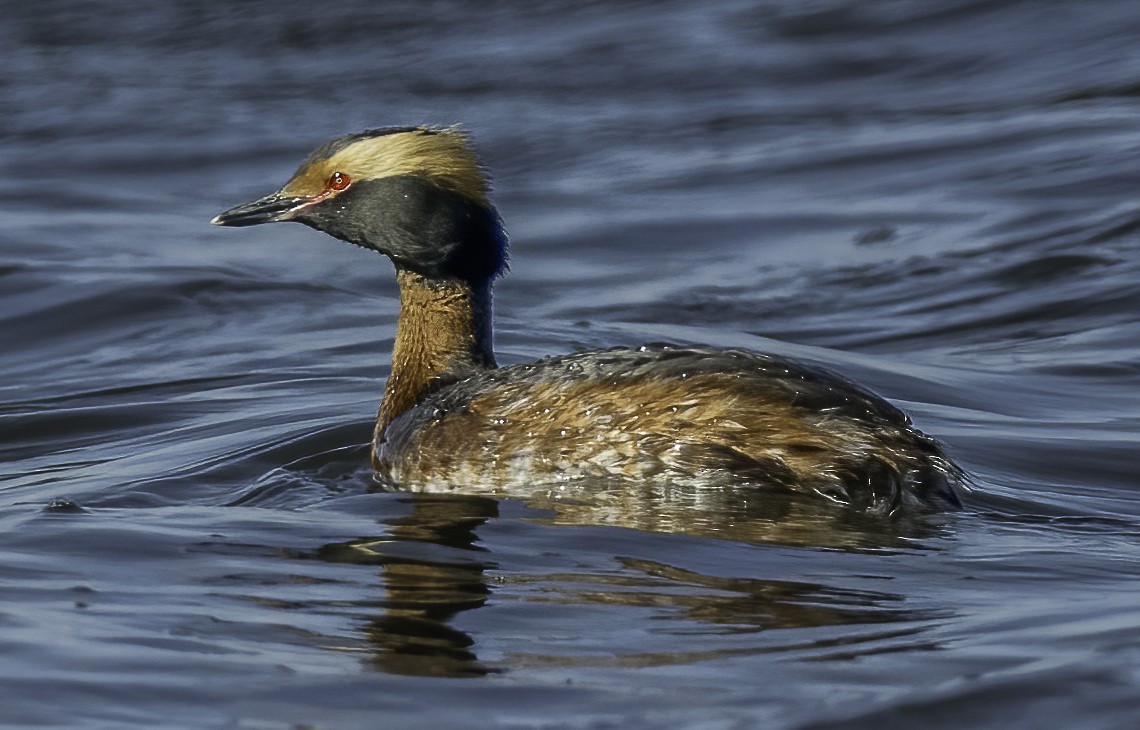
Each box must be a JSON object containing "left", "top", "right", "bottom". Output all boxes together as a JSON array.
[{"left": 2, "top": 1, "right": 1139, "bottom": 728}]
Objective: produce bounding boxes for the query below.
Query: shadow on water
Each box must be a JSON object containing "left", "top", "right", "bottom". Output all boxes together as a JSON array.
[
  {"left": 275, "top": 448, "right": 954, "bottom": 677},
  {"left": 294, "top": 494, "right": 501, "bottom": 678},
  {"left": 237, "top": 423, "right": 1140, "bottom": 680},
  {"left": 517, "top": 481, "right": 953, "bottom": 550}
]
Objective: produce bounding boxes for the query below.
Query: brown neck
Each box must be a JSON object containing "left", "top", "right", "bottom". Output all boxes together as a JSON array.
[{"left": 376, "top": 268, "right": 495, "bottom": 437}]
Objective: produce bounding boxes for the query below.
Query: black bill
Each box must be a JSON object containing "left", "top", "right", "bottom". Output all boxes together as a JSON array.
[{"left": 210, "top": 193, "right": 312, "bottom": 227}]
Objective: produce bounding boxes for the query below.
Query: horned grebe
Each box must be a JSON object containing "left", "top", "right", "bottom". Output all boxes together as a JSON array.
[{"left": 212, "top": 126, "right": 962, "bottom": 512}]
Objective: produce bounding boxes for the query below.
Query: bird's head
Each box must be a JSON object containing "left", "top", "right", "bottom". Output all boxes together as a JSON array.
[{"left": 212, "top": 126, "right": 507, "bottom": 284}]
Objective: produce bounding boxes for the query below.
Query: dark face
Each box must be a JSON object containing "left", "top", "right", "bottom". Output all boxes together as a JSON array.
[
  {"left": 213, "top": 173, "right": 507, "bottom": 283},
  {"left": 296, "top": 175, "right": 505, "bottom": 280},
  {"left": 212, "top": 127, "right": 508, "bottom": 283}
]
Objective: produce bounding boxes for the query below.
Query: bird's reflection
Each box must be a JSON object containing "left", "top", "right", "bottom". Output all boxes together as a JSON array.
[
  {"left": 519, "top": 479, "right": 947, "bottom": 549},
  {"left": 313, "top": 494, "right": 499, "bottom": 677},
  {"left": 308, "top": 484, "right": 948, "bottom": 677}
]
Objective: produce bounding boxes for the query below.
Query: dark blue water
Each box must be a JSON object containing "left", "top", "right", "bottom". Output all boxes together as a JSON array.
[{"left": 2, "top": 1, "right": 1139, "bottom": 727}]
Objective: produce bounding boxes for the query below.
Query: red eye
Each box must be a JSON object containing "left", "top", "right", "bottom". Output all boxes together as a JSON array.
[{"left": 327, "top": 171, "right": 352, "bottom": 191}]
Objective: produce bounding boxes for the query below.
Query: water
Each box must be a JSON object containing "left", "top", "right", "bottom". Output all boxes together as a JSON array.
[{"left": 2, "top": 1, "right": 1139, "bottom": 727}]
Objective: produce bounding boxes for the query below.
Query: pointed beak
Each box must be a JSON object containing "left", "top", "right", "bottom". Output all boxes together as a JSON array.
[{"left": 210, "top": 192, "right": 313, "bottom": 227}]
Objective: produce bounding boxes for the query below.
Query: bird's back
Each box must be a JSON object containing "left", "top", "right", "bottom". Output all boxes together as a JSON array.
[{"left": 376, "top": 344, "right": 963, "bottom": 512}]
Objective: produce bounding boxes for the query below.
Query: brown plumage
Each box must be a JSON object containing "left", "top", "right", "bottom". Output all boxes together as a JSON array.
[{"left": 212, "top": 126, "right": 964, "bottom": 513}]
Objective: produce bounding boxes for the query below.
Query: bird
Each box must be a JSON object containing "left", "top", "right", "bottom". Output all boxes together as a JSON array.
[{"left": 212, "top": 126, "right": 963, "bottom": 513}]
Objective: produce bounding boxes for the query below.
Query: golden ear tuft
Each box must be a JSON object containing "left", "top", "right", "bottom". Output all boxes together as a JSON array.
[{"left": 283, "top": 127, "right": 491, "bottom": 206}]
